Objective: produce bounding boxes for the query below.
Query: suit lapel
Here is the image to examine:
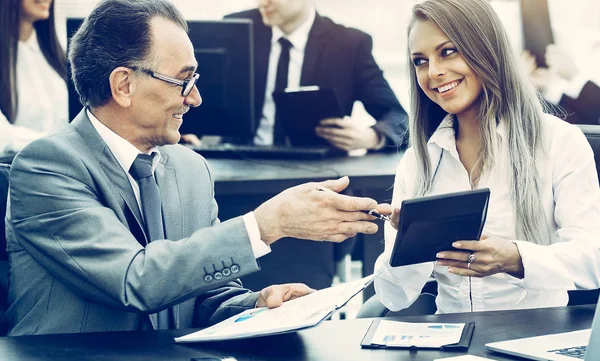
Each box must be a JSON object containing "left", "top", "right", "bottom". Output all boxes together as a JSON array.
[
  {"left": 71, "top": 109, "right": 147, "bottom": 244},
  {"left": 155, "top": 151, "right": 184, "bottom": 328},
  {"left": 155, "top": 153, "right": 183, "bottom": 242},
  {"left": 300, "top": 13, "right": 329, "bottom": 86},
  {"left": 73, "top": 110, "right": 163, "bottom": 329}
]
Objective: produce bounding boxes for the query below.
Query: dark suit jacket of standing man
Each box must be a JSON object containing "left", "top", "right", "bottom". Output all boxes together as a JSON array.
[
  {"left": 5, "top": 110, "right": 262, "bottom": 335},
  {"left": 226, "top": 9, "right": 408, "bottom": 147},
  {"left": 559, "top": 81, "right": 600, "bottom": 125}
]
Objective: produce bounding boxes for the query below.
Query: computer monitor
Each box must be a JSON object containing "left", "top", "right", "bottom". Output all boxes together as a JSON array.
[{"left": 66, "top": 18, "right": 255, "bottom": 139}]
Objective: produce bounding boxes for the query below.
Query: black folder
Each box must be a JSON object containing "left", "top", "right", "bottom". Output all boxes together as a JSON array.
[
  {"left": 272, "top": 86, "right": 343, "bottom": 147},
  {"left": 390, "top": 188, "right": 490, "bottom": 267},
  {"left": 360, "top": 319, "right": 475, "bottom": 350}
]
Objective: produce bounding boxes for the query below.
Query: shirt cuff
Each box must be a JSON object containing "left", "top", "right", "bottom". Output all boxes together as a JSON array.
[
  {"left": 242, "top": 212, "right": 271, "bottom": 259},
  {"left": 512, "top": 240, "right": 573, "bottom": 291},
  {"left": 371, "top": 128, "right": 387, "bottom": 150}
]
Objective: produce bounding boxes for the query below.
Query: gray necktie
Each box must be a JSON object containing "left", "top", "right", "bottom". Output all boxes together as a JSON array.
[
  {"left": 521, "top": 0, "right": 554, "bottom": 68},
  {"left": 129, "top": 153, "right": 170, "bottom": 330}
]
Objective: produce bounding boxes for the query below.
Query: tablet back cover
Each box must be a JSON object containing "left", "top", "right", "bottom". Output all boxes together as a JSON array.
[{"left": 390, "top": 188, "right": 490, "bottom": 267}]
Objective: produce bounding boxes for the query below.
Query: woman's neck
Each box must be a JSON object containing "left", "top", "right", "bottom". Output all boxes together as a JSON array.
[
  {"left": 20, "top": 20, "right": 35, "bottom": 42},
  {"left": 455, "top": 112, "right": 481, "bottom": 143},
  {"left": 455, "top": 112, "right": 482, "bottom": 187}
]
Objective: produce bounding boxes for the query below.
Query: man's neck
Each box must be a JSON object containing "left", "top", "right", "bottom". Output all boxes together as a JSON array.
[
  {"left": 279, "top": 5, "right": 311, "bottom": 35},
  {"left": 90, "top": 106, "right": 152, "bottom": 154}
]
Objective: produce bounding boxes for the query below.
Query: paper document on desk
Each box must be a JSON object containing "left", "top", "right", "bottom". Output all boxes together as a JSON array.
[
  {"left": 370, "top": 320, "right": 464, "bottom": 348},
  {"left": 434, "top": 356, "right": 499, "bottom": 361},
  {"left": 174, "top": 275, "right": 374, "bottom": 343}
]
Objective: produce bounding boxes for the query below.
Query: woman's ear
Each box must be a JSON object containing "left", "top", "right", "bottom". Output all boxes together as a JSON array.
[{"left": 109, "top": 67, "right": 135, "bottom": 108}]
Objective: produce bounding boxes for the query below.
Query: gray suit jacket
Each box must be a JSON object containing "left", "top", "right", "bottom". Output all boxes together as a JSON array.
[{"left": 6, "top": 110, "right": 261, "bottom": 335}]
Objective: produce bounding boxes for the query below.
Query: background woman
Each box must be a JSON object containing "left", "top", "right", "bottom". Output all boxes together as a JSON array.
[
  {"left": 374, "top": 0, "right": 600, "bottom": 313},
  {"left": 0, "top": 0, "right": 67, "bottom": 156}
]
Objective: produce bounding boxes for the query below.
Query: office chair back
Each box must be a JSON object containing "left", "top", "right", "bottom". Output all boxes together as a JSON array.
[
  {"left": 357, "top": 292, "right": 437, "bottom": 318},
  {"left": 0, "top": 163, "right": 10, "bottom": 335},
  {"left": 357, "top": 279, "right": 438, "bottom": 318},
  {"left": 568, "top": 125, "right": 600, "bottom": 306}
]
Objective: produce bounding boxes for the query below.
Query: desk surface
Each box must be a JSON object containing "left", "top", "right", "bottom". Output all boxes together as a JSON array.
[
  {"left": 208, "top": 151, "right": 404, "bottom": 195},
  {"left": 1, "top": 305, "right": 595, "bottom": 361}
]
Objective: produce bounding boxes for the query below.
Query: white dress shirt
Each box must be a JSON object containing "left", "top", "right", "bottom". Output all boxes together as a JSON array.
[
  {"left": 374, "top": 113, "right": 600, "bottom": 313},
  {"left": 254, "top": 7, "right": 316, "bottom": 145},
  {"left": 0, "top": 31, "right": 68, "bottom": 155},
  {"left": 87, "top": 109, "right": 270, "bottom": 258},
  {"left": 490, "top": 0, "right": 600, "bottom": 103}
]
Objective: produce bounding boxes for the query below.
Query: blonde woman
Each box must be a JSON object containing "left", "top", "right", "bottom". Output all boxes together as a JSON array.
[{"left": 374, "top": 0, "right": 600, "bottom": 313}]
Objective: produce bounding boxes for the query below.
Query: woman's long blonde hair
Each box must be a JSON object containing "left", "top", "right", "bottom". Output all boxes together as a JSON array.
[{"left": 407, "top": 0, "right": 548, "bottom": 244}]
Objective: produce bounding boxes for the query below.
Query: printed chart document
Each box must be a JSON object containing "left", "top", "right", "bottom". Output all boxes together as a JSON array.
[
  {"left": 370, "top": 321, "right": 464, "bottom": 348},
  {"left": 175, "top": 275, "right": 374, "bottom": 343},
  {"left": 434, "top": 356, "right": 499, "bottom": 361},
  {"left": 361, "top": 319, "right": 476, "bottom": 350}
]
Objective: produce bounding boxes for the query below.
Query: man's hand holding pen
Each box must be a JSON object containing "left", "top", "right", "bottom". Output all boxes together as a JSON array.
[
  {"left": 254, "top": 176, "right": 396, "bottom": 244},
  {"left": 316, "top": 183, "right": 397, "bottom": 223}
]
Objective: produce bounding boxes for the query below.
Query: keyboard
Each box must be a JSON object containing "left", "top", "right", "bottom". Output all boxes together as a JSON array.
[
  {"left": 548, "top": 345, "right": 587, "bottom": 359},
  {"left": 189, "top": 143, "right": 340, "bottom": 159}
]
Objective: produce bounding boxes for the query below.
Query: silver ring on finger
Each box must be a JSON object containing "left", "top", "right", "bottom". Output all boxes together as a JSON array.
[{"left": 466, "top": 253, "right": 476, "bottom": 269}]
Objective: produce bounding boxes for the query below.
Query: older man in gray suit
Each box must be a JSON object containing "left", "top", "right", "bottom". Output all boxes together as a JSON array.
[{"left": 5, "top": 0, "right": 386, "bottom": 336}]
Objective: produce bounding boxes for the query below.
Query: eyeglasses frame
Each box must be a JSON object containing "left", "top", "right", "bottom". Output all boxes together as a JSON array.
[{"left": 130, "top": 66, "right": 199, "bottom": 97}]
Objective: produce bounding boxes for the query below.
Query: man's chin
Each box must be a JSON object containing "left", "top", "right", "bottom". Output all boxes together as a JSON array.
[
  {"left": 159, "top": 132, "right": 181, "bottom": 147},
  {"left": 260, "top": 14, "right": 278, "bottom": 27}
]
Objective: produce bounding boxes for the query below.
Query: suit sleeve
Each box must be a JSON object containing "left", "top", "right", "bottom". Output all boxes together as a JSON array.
[
  {"left": 559, "top": 81, "right": 600, "bottom": 125},
  {"left": 353, "top": 34, "right": 408, "bottom": 148},
  {"left": 8, "top": 138, "right": 261, "bottom": 314}
]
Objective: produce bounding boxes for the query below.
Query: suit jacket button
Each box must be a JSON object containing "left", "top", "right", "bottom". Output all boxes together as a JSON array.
[
  {"left": 214, "top": 271, "right": 223, "bottom": 280},
  {"left": 204, "top": 274, "right": 213, "bottom": 282},
  {"left": 230, "top": 264, "right": 240, "bottom": 274},
  {"left": 222, "top": 268, "right": 231, "bottom": 277}
]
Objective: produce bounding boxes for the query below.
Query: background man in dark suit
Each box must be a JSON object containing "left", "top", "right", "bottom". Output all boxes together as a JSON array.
[
  {"left": 226, "top": 0, "right": 408, "bottom": 151},
  {"left": 5, "top": 0, "right": 386, "bottom": 336},
  {"left": 215, "top": 0, "right": 405, "bottom": 293}
]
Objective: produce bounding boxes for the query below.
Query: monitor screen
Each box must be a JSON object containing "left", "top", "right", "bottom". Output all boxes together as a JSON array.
[{"left": 66, "top": 18, "right": 255, "bottom": 140}]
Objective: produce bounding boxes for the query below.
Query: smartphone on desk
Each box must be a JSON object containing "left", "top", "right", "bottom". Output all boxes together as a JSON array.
[{"left": 190, "top": 357, "right": 238, "bottom": 361}]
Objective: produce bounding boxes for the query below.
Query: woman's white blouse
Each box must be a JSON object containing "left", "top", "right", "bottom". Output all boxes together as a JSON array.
[
  {"left": 0, "top": 31, "right": 68, "bottom": 155},
  {"left": 374, "top": 113, "right": 600, "bottom": 313}
]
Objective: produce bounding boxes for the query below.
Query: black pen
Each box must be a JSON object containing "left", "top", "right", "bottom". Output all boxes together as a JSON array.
[{"left": 317, "top": 186, "right": 390, "bottom": 222}]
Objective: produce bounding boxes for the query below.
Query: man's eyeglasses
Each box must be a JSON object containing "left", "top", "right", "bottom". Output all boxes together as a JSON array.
[{"left": 130, "top": 66, "right": 199, "bottom": 97}]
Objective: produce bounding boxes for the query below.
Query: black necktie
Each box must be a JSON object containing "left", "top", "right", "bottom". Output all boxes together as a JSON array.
[
  {"left": 521, "top": 0, "right": 554, "bottom": 68},
  {"left": 129, "top": 153, "right": 170, "bottom": 330},
  {"left": 273, "top": 37, "right": 292, "bottom": 145}
]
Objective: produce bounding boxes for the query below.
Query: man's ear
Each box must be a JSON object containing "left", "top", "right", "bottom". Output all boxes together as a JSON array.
[{"left": 109, "top": 67, "right": 135, "bottom": 108}]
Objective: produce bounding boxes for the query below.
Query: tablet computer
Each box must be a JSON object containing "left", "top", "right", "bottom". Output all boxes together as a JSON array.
[
  {"left": 390, "top": 188, "right": 490, "bottom": 267},
  {"left": 272, "top": 86, "right": 343, "bottom": 147}
]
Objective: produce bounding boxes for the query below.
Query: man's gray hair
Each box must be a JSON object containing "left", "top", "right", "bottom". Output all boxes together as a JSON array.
[{"left": 68, "top": 0, "right": 188, "bottom": 108}]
